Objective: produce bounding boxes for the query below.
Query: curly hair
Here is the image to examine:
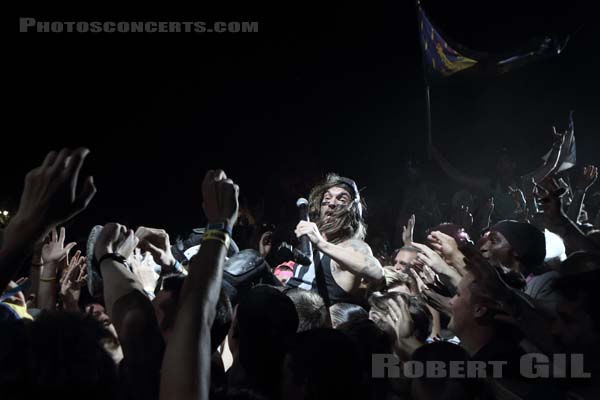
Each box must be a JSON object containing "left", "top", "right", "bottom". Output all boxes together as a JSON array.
[{"left": 308, "top": 173, "right": 366, "bottom": 244}]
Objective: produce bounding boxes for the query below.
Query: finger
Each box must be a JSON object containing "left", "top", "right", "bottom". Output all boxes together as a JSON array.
[
  {"left": 64, "top": 148, "right": 90, "bottom": 196},
  {"left": 142, "top": 242, "right": 162, "bottom": 257},
  {"left": 15, "top": 277, "right": 28, "bottom": 286},
  {"left": 77, "top": 266, "right": 86, "bottom": 281},
  {"left": 386, "top": 300, "right": 400, "bottom": 322},
  {"left": 49, "top": 148, "right": 70, "bottom": 175},
  {"left": 41, "top": 150, "right": 58, "bottom": 169},
  {"left": 411, "top": 242, "right": 435, "bottom": 257},
  {"left": 58, "top": 227, "right": 67, "bottom": 247},
  {"left": 213, "top": 169, "right": 226, "bottom": 181},
  {"left": 416, "top": 253, "right": 431, "bottom": 266},
  {"left": 409, "top": 269, "right": 425, "bottom": 290},
  {"left": 202, "top": 170, "right": 216, "bottom": 187},
  {"left": 135, "top": 226, "right": 148, "bottom": 238},
  {"left": 64, "top": 242, "right": 77, "bottom": 256},
  {"left": 389, "top": 298, "right": 406, "bottom": 323},
  {"left": 431, "top": 231, "right": 453, "bottom": 242},
  {"left": 51, "top": 228, "right": 58, "bottom": 243},
  {"left": 72, "top": 176, "right": 97, "bottom": 216},
  {"left": 430, "top": 243, "right": 443, "bottom": 252}
]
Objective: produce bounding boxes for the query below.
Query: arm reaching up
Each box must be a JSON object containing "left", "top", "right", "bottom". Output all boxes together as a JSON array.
[
  {"left": 522, "top": 126, "right": 565, "bottom": 191},
  {"left": 0, "top": 148, "right": 96, "bottom": 291},
  {"left": 96, "top": 222, "right": 165, "bottom": 400},
  {"left": 160, "top": 170, "right": 239, "bottom": 400},
  {"left": 567, "top": 165, "right": 598, "bottom": 223}
]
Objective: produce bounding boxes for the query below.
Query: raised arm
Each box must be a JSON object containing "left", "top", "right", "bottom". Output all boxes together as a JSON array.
[
  {"left": 567, "top": 165, "right": 598, "bottom": 223},
  {"left": 538, "top": 181, "right": 598, "bottom": 254},
  {"left": 96, "top": 223, "right": 164, "bottom": 400},
  {"left": 522, "top": 127, "right": 566, "bottom": 195},
  {"left": 37, "top": 227, "right": 76, "bottom": 311},
  {"left": 0, "top": 148, "right": 96, "bottom": 292},
  {"left": 160, "top": 170, "right": 239, "bottom": 400}
]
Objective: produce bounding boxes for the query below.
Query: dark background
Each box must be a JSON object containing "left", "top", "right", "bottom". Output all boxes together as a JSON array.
[{"left": 7, "top": 0, "right": 598, "bottom": 240}]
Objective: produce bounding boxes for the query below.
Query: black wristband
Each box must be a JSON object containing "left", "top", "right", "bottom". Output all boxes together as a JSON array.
[{"left": 98, "top": 252, "right": 131, "bottom": 270}]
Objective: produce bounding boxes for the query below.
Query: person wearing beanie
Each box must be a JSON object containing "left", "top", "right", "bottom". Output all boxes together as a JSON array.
[{"left": 480, "top": 220, "right": 560, "bottom": 315}]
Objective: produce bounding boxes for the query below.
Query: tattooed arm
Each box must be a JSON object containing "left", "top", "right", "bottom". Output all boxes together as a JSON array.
[
  {"left": 295, "top": 221, "right": 384, "bottom": 283},
  {"left": 318, "top": 239, "right": 384, "bottom": 283}
]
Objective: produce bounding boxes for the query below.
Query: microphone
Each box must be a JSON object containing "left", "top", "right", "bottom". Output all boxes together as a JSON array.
[
  {"left": 296, "top": 197, "right": 313, "bottom": 261},
  {"left": 297, "top": 197, "right": 309, "bottom": 221},
  {"left": 277, "top": 241, "right": 312, "bottom": 266}
]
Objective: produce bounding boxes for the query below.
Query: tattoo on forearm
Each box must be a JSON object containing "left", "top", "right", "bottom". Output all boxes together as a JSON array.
[{"left": 341, "top": 240, "right": 381, "bottom": 276}]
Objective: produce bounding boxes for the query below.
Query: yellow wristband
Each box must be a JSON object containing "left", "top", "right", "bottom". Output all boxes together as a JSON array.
[
  {"left": 202, "top": 236, "right": 228, "bottom": 247},
  {"left": 40, "top": 276, "right": 57, "bottom": 282},
  {"left": 202, "top": 233, "right": 230, "bottom": 248},
  {"left": 204, "top": 229, "right": 231, "bottom": 238}
]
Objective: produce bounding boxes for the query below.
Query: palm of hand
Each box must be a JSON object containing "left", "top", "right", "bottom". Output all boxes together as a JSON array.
[
  {"left": 41, "top": 228, "right": 75, "bottom": 266},
  {"left": 42, "top": 242, "right": 68, "bottom": 264}
]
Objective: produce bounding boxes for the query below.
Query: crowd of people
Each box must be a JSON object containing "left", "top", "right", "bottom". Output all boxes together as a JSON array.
[{"left": 0, "top": 124, "right": 599, "bottom": 400}]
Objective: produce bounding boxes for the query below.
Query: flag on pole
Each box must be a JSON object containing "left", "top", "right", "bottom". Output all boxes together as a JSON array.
[
  {"left": 417, "top": 1, "right": 477, "bottom": 78},
  {"left": 417, "top": 1, "right": 569, "bottom": 80}
]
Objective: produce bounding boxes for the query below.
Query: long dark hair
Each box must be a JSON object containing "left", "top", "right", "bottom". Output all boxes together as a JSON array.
[{"left": 308, "top": 173, "right": 366, "bottom": 244}]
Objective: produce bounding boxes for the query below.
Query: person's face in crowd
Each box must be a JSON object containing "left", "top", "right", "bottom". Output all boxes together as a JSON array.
[
  {"left": 394, "top": 249, "right": 418, "bottom": 271},
  {"left": 85, "top": 303, "right": 110, "bottom": 326},
  {"left": 448, "top": 273, "right": 477, "bottom": 335},
  {"left": 320, "top": 186, "right": 352, "bottom": 219},
  {"left": 552, "top": 297, "right": 599, "bottom": 354},
  {"left": 479, "top": 230, "right": 513, "bottom": 268}
]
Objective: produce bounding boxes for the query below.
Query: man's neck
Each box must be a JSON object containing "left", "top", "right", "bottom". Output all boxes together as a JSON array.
[{"left": 458, "top": 325, "right": 494, "bottom": 356}]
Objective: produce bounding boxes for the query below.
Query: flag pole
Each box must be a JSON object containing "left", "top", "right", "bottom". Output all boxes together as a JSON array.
[
  {"left": 416, "top": 0, "right": 433, "bottom": 160},
  {"left": 425, "top": 82, "right": 432, "bottom": 160}
]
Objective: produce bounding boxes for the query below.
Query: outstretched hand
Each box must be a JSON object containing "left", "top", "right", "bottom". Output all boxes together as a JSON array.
[
  {"left": 41, "top": 227, "right": 76, "bottom": 271},
  {"left": 508, "top": 186, "right": 527, "bottom": 213},
  {"left": 10, "top": 148, "right": 96, "bottom": 241},
  {"left": 427, "top": 230, "right": 466, "bottom": 270},
  {"left": 95, "top": 223, "right": 139, "bottom": 261},
  {"left": 202, "top": 170, "right": 239, "bottom": 229},
  {"left": 572, "top": 165, "right": 598, "bottom": 192},
  {"left": 59, "top": 251, "right": 87, "bottom": 306},
  {"left": 135, "top": 227, "right": 177, "bottom": 271},
  {"left": 402, "top": 214, "right": 415, "bottom": 246}
]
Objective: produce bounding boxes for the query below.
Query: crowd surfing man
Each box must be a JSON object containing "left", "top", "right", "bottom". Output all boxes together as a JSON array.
[{"left": 289, "top": 174, "right": 384, "bottom": 304}]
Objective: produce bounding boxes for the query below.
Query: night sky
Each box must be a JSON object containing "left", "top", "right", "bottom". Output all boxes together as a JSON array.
[{"left": 8, "top": 0, "right": 598, "bottom": 240}]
